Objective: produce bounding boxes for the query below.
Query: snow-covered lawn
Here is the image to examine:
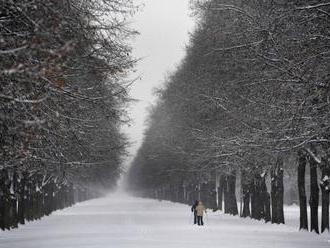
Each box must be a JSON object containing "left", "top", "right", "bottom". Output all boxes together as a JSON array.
[{"left": 0, "top": 192, "right": 329, "bottom": 248}]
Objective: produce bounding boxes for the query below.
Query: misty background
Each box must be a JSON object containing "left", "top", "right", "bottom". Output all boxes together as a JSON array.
[{"left": 123, "top": 0, "right": 195, "bottom": 169}]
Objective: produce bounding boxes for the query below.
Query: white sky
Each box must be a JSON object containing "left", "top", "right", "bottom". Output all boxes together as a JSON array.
[{"left": 122, "top": 0, "right": 195, "bottom": 169}]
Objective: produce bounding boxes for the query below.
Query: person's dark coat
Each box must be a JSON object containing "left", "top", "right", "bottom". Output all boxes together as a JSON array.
[{"left": 191, "top": 200, "right": 199, "bottom": 212}]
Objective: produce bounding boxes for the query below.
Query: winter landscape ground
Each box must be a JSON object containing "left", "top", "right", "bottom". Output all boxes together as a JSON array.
[{"left": 0, "top": 192, "right": 328, "bottom": 248}]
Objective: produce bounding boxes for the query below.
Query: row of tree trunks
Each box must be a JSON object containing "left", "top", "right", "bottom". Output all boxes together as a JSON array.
[
  {"left": 240, "top": 169, "right": 272, "bottom": 223},
  {"left": 148, "top": 168, "right": 281, "bottom": 224},
  {"left": 0, "top": 170, "right": 96, "bottom": 231},
  {"left": 141, "top": 153, "right": 328, "bottom": 234},
  {"left": 247, "top": 173, "right": 271, "bottom": 222},
  {"left": 297, "top": 150, "right": 330, "bottom": 234},
  {"left": 151, "top": 180, "right": 218, "bottom": 209},
  {"left": 148, "top": 171, "right": 237, "bottom": 216}
]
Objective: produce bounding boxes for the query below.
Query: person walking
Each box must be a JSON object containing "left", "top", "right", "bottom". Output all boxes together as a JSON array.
[
  {"left": 195, "top": 201, "right": 206, "bottom": 226},
  {"left": 191, "top": 200, "right": 199, "bottom": 224}
]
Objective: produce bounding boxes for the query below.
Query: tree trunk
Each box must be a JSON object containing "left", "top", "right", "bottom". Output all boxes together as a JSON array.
[
  {"left": 197, "top": 183, "right": 201, "bottom": 201},
  {"left": 0, "top": 171, "right": 6, "bottom": 230},
  {"left": 241, "top": 171, "right": 250, "bottom": 218},
  {"left": 298, "top": 152, "right": 308, "bottom": 230},
  {"left": 277, "top": 166, "right": 285, "bottom": 224},
  {"left": 264, "top": 191, "right": 271, "bottom": 222},
  {"left": 261, "top": 176, "right": 271, "bottom": 223},
  {"left": 10, "top": 171, "right": 18, "bottom": 228},
  {"left": 271, "top": 158, "right": 285, "bottom": 224},
  {"left": 228, "top": 172, "right": 238, "bottom": 215},
  {"left": 251, "top": 175, "right": 265, "bottom": 220},
  {"left": 224, "top": 173, "right": 238, "bottom": 215},
  {"left": 224, "top": 176, "right": 229, "bottom": 214},
  {"left": 17, "top": 174, "right": 25, "bottom": 224},
  {"left": 271, "top": 169, "right": 277, "bottom": 223},
  {"left": 309, "top": 156, "right": 319, "bottom": 234},
  {"left": 321, "top": 168, "right": 329, "bottom": 233},
  {"left": 252, "top": 177, "right": 258, "bottom": 220},
  {"left": 218, "top": 174, "right": 225, "bottom": 211},
  {"left": 214, "top": 171, "right": 220, "bottom": 210}
]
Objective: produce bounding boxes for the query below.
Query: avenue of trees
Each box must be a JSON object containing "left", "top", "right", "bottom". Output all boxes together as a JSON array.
[
  {"left": 0, "top": 0, "right": 137, "bottom": 230},
  {"left": 128, "top": 0, "right": 330, "bottom": 234}
]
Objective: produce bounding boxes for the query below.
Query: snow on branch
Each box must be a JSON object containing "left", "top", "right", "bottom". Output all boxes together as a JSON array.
[
  {"left": 207, "top": 40, "right": 263, "bottom": 56},
  {"left": 305, "top": 147, "right": 322, "bottom": 164},
  {"left": 0, "top": 94, "right": 47, "bottom": 103},
  {"left": 0, "top": 45, "right": 28, "bottom": 55},
  {"left": 208, "top": 4, "right": 255, "bottom": 21},
  {"left": 296, "top": 3, "right": 330, "bottom": 10}
]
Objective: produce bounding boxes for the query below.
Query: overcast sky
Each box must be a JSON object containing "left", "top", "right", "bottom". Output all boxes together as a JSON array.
[{"left": 122, "top": 0, "right": 195, "bottom": 169}]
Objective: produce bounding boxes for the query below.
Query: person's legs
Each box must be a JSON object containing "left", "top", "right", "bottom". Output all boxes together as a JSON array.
[
  {"left": 201, "top": 216, "right": 204, "bottom": 226},
  {"left": 197, "top": 216, "right": 201, "bottom": 225},
  {"left": 194, "top": 212, "right": 197, "bottom": 224}
]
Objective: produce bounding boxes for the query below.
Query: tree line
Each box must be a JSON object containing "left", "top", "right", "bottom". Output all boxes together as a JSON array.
[
  {"left": 128, "top": 0, "right": 330, "bottom": 234},
  {"left": 0, "top": 0, "right": 137, "bottom": 230}
]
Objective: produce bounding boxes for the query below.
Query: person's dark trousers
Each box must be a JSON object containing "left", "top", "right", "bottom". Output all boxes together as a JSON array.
[
  {"left": 197, "top": 216, "right": 204, "bottom": 226},
  {"left": 194, "top": 211, "right": 197, "bottom": 224}
]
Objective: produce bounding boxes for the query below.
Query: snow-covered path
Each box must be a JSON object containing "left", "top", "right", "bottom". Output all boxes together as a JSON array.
[{"left": 0, "top": 192, "right": 329, "bottom": 248}]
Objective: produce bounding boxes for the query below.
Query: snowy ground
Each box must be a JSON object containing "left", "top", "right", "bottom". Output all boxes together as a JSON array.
[{"left": 0, "top": 192, "right": 329, "bottom": 248}]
